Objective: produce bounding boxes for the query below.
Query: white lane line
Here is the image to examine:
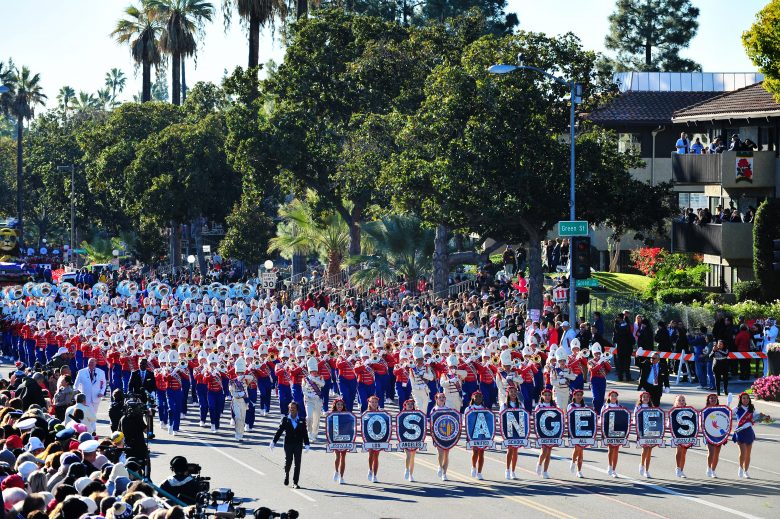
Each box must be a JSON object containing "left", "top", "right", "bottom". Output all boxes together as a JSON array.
[
  {"left": 192, "top": 438, "right": 267, "bottom": 476},
  {"left": 686, "top": 448, "right": 780, "bottom": 477},
  {"left": 545, "top": 452, "right": 766, "bottom": 519},
  {"left": 291, "top": 489, "right": 316, "bottom": 503}
]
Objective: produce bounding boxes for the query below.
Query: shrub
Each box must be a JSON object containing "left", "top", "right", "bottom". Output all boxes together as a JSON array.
[
  {"left": 706, "top": 292, "right": 730, "bottom": 304},
  {"left": 733, "top": 280, "right": 763, "bottom": 302},
  {"left": 751, "top": 375, "right": 780, "bottom": 401},
  {"left": 655, "top": 288, "right": 705, "bottom": 305},
  {"left": 630, "top": 247, "right": 665, "bottom": 277},
  {"left": 754, "top": 199, "right": 780, "bottom": 301},
  {"left": 645, "top": 263, "right": 708, "bottom": 298}
]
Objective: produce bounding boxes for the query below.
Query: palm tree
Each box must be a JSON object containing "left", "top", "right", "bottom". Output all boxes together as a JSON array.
[
  {"left": 6, "top": 65, "right": 47, "bottom": 242},
  {"left": 56, "top": 86, "right": 76, "bottom": 116},
  {"left": 148, "top": 0, "right": 214, "bottom": 106},
  {"left": 72, "top": 91, "right": 99, "bottom": 113},
  {"left": 347, "top": 215, "right": 434, "bottom": 292},
  {"left": 268, "top": 198, "right": 350, "bottom": 286},
  {"left": 96, "top": 88, "right": 115, "bottom": 110},
  {"left": 104, "top": 68, "right": 127, "bottom": 102},
  {"left": 112, "top": 3, "right": 163, "bottom": 102},
  {"left": 221, "top": 0, "right": 287, "bottom": 70}
]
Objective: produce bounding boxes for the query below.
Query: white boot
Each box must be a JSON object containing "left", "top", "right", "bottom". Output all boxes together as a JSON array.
[{"left": 505, "top": 469, "right": 511, "bottom": 480}]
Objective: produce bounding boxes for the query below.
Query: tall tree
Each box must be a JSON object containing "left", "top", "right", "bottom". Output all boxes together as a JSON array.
[
  {"left": 5, "top": 65, "right": 47, "bottom": 242},
  {"left": 743, "top": 0, "right": 780, "bottom": 101},
  {"left": 221, "top": 0, "right": 287, "bottom": 70},
  {"left": 56, "top": 86, "right": 76, "bottom": 117},
  {"left": 149, "top": 0, "right": 214, "bottom": 106},
  {"left": 605, "top": 0, "right": 700, "bottom": 71},
  {"left": 112, "top": 3, "right": 164, "bottom": 102},
  {"left": 104, "top": 68, "right": 127, "bottom": 102},
  {"left": 73, "top": 91, "right": 99, "bottom": 113}
]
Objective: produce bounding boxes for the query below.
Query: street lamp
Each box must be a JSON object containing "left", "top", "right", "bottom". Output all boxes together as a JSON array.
[
  {"left": 264, "top": 260, "right": 274, "bottom": 271},
  {"left": 56, "top": 165, "right": 76, "bottom": 264},
  {"left": 489, "top": 54, "right": 583, "bottom": 323},
  {"left": 187, "top": 254, "right": 196, "bottom": 275}
]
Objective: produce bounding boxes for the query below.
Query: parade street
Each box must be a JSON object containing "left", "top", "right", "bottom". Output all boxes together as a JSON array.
[{"left": 82, "top": 369, "right": 779, "bottom": 519}]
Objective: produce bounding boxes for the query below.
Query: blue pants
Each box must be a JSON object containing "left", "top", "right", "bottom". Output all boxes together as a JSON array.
[
  {"left": 322, "top": 379, "right": 332, "bottom": 411},
  {"left": 426, "top": 381, "right": 439, "bottom": 415},
  {"left": 521, "top": 382, "right": 535, "bottom": 412},
  {"left": 167, "top": 388, "right": 183, "bottom": 431},
  {"left": 196, "top": 384, "right": 208, "bottom": 423},
  {"left": 695, "top": 359, "right": 708, "bottom": 387},
  {"left": 157, "top": 390, "right": 169, "bottom": 425},
  {"left": 278, "top": 384, "right": 292, "bottom": 415},
  {"left": 181, "top": 378, "right": 190, "bottom": 415},
  {"left": 25, "top": 339, "right": 36, "bottom": 367},
  {"left": 479, "top": 381, "right": 498, "bottom": 410},
  {"left": 462, "top": 381, "right": 478, "bottom": 413},
  {"left": 706, "top": 360, "right": 716, "bottom": 389},
  {"left": 375, "top": 374, "right": 387, "bottom": 408},
  {"left": 207, "top": 390, "right": 225, "bottom": 429},
  {"left": 330, "top": 367, "right": 340, "bottom": 394},
  {"left": 2, "top": 331, "right": 11, "bottom": 357},
  {"left": 338, "top": 377, "right": 357, "bottom": 413},
  {"left": 45, "top": 344, "right": 57, "bottom": 363},
  {"left": 75, "top": 350, "right": 84, "bottom": 371},
  {"left": 258, "top": 377, "right": 272, "bottom": 413},
  {"left": 358, "top": 382, "right": 375, "bottom": 413},
  {"left": 110, "top": 365, "right": 122, "bottom": 392},
  {"left": 247, "top": 387, "right": 257, "bottom": 428},
  {"left": 396, "top": 381, "right": 410, "bottom": 408},
  {"left": 122, "top": 370, "right": 131, "bottom": 392},
  {"left": 570, "top": 373, "right": 584, "bottom": 392},
  {"left": 292, "top": 383, "right": 306, "bottom": 419},
  {"left": 15, "top": 336, "right": 23, "bottom": 362},
  {"left": 533, "top": 370, "right": 544, "bottom": 402},
  {"left": 591, "top": 376, "right": 606, "bottom": 413},
  {"left": 386, "top": 373, "right": 396, "bottom": 400},
  {"left": 35, "top": 348, "right": 46, "bottom": 365}
]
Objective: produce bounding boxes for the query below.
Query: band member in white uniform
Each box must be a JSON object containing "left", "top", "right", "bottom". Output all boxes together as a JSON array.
[
  {"left": 409, "top": 347, "right": 434, "bottom": 414},
  {"left": 302, "top": 356, "right": 325, "bottom": 442},
  {"left": 440, "top": 354, "right": 466, "bottom": 411},
  {"left": 228, "top": 357, "right": 249, "bottom": 441},
  {"left": 496, "top": 350, "right": 520, "bottom": 406},
  {"left": 550, "top": 348, "right": 576, "bottom": 409}
]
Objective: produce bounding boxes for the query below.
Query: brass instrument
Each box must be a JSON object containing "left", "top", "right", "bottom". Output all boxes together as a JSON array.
[
  {"left": 328, "top": 350, "right": 338, "bottom": 358},
  {"left": 491, "top": 355, "right": 501, "bottom": 366},
  {"left": 530, "top": 354, "right": 542, "bottom": 364},
  {"left": 369, "top": 353, "right": 380, "bottom": 363},
  {"left": 450, "top": 345, "right": 456, "bottom": 353},
  {"left": 578, "top": 348, "right": 591, "bottom": 359},
  {"left": 252, "top": 359, "right": 262, "bottom": 369},
  {"left": 512, "top": 358, "right": 523, "bottom": 368},
  {"left": 218, "top": 363, "right": 227, "bottom": 372},
  {"left": 186, "top": 352, "right": 195, "bottom": 360},
  {"left": 268, "top": 352, "right": 277, "bottom": 362},
  {"left": 178, "top": 360, "right": 188, "bottom": 369},
  {"left": 602, "top": 351, "right": 613, "bottom": 361}
]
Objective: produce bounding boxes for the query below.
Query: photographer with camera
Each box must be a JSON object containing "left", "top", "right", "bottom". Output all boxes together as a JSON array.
[
  {"left": 120, "top": 393, "right": 151, "bottom": 477},
  {"left": 161, "top": 456, "right": 203, "bottom": 505}
]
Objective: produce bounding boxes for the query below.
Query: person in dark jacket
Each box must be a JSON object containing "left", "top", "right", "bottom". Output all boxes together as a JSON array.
[
  {"left": 270, "top": 401, "right": 310, "bottom": 488},
  {"left": 655, "top": 321, "right": 673, "bottom": 352},
  {"left": 17, "top": 373, "right": 47, "bottom": 409},
  {"left": 127, "top": 359, "right": 157, "bottom": 401},
  {"left": 638, "top": 352, "right": 670, "bottom": 406},
  {"left": 109, "top": 389, "right": 126, "bottom": 432},
  {"left": 612, "top": 316, "right": 635, "bottom": 382}
]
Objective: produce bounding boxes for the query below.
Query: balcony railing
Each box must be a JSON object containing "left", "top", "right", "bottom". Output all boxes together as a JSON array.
[
  {"left": 672, "top": 221, "right": 754, "bottom": 260},
  {"left": 671, "top": 150, "right": 776, "bottom": 189}
]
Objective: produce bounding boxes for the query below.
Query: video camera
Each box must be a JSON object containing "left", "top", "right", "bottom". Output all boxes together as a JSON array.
[
  {"left": 254, "top": 508, "right": 299, "bottom": 519},
  {"left": 193, "top": 488, "right": 247, "bottom": 519}
]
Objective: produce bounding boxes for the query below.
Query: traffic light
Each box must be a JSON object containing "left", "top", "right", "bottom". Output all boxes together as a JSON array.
[
  {"left": 571, "top": 236, "right": 591, "bottom": 279},
  {"left": 576, "top": 288, "right": 590, "bottom": 305},
  {"left": 773, "top": 239, "right": 780, "bottom": 272}
]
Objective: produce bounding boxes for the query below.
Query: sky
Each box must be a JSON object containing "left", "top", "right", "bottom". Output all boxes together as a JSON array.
[{"left": 0, "top": 0, "right": 768, "bottom": 107}]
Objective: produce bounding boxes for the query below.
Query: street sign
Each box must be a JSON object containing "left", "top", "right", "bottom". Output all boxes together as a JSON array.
[
  {"left": 72, "top": 248, "right": 87, "bottom": 254},
  {"left": 261, "top": 272, "right": 276, "bottom": 290},
  {"left": 558, "top": 220, "right": 589, "bottom": 237},
  {"left": 202, "top": 245, "right": 211, "bottom": 253},
  {"left": 575, "top": 278, "right": 599, "bottom": 288}
]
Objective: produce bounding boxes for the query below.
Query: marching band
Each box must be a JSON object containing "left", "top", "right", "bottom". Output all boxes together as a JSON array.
[{"left": 0, "top": 280, "right": 766, "bottom": 485}]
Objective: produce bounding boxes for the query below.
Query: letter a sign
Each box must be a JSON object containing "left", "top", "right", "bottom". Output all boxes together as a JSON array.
[{"left": 465, "top": 409, "right": 496, "bottom": 449}]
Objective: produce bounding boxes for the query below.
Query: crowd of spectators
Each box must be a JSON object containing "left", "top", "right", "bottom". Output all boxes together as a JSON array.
[
  {"left": 676, "top": 132, "right": 759, "bottom": 155},
  {"left": 680, "top": 203, "right": 756, "bottom": 225}
]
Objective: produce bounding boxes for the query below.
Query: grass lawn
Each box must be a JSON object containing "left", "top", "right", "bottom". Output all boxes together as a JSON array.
[{"left": 592, "top": 271, "right": 650, "bottom": 294}]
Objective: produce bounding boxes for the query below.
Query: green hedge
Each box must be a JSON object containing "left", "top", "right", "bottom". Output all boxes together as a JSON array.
[
  {"left": 754, "top": 199, "right": 780, "bottom": 301},
  {"left": 655, "top": 288, "right": 705, "bottom": 304},
  {"left": 733, "top": 280, "right": 763, "bottom": 303}
]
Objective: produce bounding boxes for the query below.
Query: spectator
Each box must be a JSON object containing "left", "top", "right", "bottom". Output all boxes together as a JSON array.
[
  {"left": 675, "top": 132, "right": 689, "bottom": 154},
  {"left": 734, "top": 324, "right": 752, "bottom": 380},
  {"left": 690, "top": 137, "right": 704, "bottom": 154},
  {"left": 709, "top": 137, "right": 725, "bottom": 153}
]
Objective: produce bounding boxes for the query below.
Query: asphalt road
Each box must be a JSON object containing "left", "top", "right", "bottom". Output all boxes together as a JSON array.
[{"left": 82, "top": 367, "right": 780, "bottom": 519}]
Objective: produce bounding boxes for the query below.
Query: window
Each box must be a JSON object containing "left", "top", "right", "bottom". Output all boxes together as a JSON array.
[
  {"left": 678, "top": 193, "right": 709, "bottom": 210},
  {"left": 618, "top": 133, "right": 641, "bottom": 154}
]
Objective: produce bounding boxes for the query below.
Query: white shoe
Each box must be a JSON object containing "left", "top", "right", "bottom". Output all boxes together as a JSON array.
[
  {"left": 738, "top": 468, "right": 745, "bottom": 478},
  {"left": 409, "top": 474, "right": 415, "bottom": 482},
  {"left": 505, "top": 469, "right": 511, "bottom": 480},
  {"left": 607, "top": 467, "right": 614, "bottom": 476},
  {"left": 441, "top": 473, "right": 448, "bottom": 481},
  {"left": 367, "top": 470, "right": 373, "bottom": 482},
  {"left": 576, "top": 471, "right": 583, "bottom": 478},
  {"left": 244, "top": 424, "right": 249, "bottom": 432},
  {"left": 511, "top": 471, "right": 518, "bottom": 480},
  {"left": 675, "top": 468, "right": 682, "bottom": 478},
  {"left": 611, "top": 470, "right": 618, "bottom": 478},
  {"left": 437, "top": 467, "right": 443, "bottom": 478},
  {"left": 477, "top": 473, "right": 484, "bottom": 480},
  {"left": 168, "top": 425, "right": 173, "bottom": 434},
  {"left": 333, "top": 471, "right": 339, "bottom": 482},
  {"left": 536, "top": 464, "right": 542, "bottom": 476},
  {"left": 743, "top": 471, "right": 751, "bottom": 479},
  {"left": 338, "top": 475, "right": 344, "bottom": 485},
  {"left": 230, "top": 419, "right": 235, "bottom": 426},
  {"left": 706, "top": 468, "right": 713, "bottom": 478},
  {"left": 372, "top": 474, "right": 378, "bottom": 483},
  {"left": 570, "top": 461, "right": 576, "bottom": 473},
  {"left": 639, "top": 466, "right": 646, "bottom": 477},
  {"left": 199, "top": 421, "right": 206, "bottom": 427},
  {"left": 645, "top": 471, "right": 651, "bottom": 479},
  {"left": 235, "top": 433, "right": 241, "bottom": 440},
  {"left": 679, "top": 470, "right": 686, "bottom": 479},
  {"left": 470, "top": 467, "right": 477, "bottom": 477},
  {"left": 404, "top": 469, "right": 410, "bottom": 481},
  {"left": 711, "top": 470, "right": 717, "bottom": 479},
  {"left": 542, "top": 471, "right": 550, "bottom": 479},
  {"left": 211, "top": 425, "right": 216, "bottom": 432}
]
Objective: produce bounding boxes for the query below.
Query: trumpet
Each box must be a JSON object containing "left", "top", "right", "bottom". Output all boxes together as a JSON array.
[
  {"left": 268, "top": 352, "right": 277, "bottom": 362},
  {"left": 578, "top": 348, "right": 591, "bottom": 359},
  {"left": 252, "top": 359, "right": 262, "bottom": 369},
  {"left": 369, "top": 353, "right": 380, "bottom": 363},
  {"left": 186, "top": 352, "right": 195, "bottom": 360},
  {"left": 491, "top": 355, "right": 501, "bottom": 366},
  {"left": 218, "top": 363, "right": 227, "bottom": 372},
  {"left": 602, "top": 351, "right": 613, "bottom": 361},
  {"left": 178, "top": 360, "right": 188, "bottom": 369},
  {"left": 530, "top": 354, "right": 542, "bottom": 364},
  {"left": 328, "top": 350, "right": 338, "bottom": 358},
  {"left": 308, "top": 346, "right": 318, "bottom": 356},
  {"left": 512, "top": 358, "right": 523, "bottom": 368}
]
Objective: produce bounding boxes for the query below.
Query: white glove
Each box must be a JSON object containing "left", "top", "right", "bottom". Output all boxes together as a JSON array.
[
  {"left": 304, "top": 445, "right": 310, "bottom": 453},
  {"left": 663, "top": 386, "right": 670, "bottom": 394},
  {"left": 268, "top": 441, "right": 275, "bottom": 451}
]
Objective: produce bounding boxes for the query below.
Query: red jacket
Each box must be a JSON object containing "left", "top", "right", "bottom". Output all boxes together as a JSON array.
[{"left": 734, "top": 330, "right": 752, "bottom": 353}]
